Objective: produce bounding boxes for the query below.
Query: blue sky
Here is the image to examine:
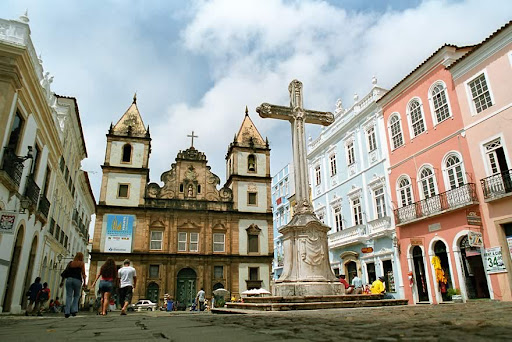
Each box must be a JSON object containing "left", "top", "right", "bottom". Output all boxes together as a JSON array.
[{"left": 0, "top": 1, "right": 510, "bottom": 219}]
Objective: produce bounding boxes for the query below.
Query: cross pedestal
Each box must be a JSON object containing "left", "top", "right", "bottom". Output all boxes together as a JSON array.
[{"left": 257, "top": 80, "right": 344, "bottom": 296}]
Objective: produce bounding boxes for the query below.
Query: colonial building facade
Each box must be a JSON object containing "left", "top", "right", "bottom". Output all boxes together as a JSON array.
[
  {"left": 307, "top": 78, "right": 403, "bottom": 298},
  {"left": 449, "top": 21, "right": 512, "bottom": 301},
  {"left": 0, "top": 14, "right": 94, "bottom": 313},
  {"left": 90, "top": 103, "right": 273, "bottom": 306}
]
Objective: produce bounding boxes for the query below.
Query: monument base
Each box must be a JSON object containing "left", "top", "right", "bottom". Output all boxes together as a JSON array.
[{"left": 274, "top": 281, "right": 345, "bottom": 297}]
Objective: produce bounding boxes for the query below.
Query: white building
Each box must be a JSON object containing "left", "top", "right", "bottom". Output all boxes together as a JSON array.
[{"left": 0, "top": 13, "right": 94, "bottom": 313}]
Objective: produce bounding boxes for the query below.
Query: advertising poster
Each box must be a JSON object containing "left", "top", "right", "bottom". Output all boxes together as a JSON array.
[
  {"left": 484, "top": 247, "right": 507, "bottom": 274},
  {"left": 0, "top": 212, "right": 17, "bottom": 234},
  {"left": 104, "top": 214, "right": 134, "bottom": 253}
]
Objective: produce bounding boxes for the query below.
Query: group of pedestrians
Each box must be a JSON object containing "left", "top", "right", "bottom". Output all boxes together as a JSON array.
[
  {"left": 92, "top": 258, "right": 136, "bottom": 316},
  {"left": 339, "top": 274, "right": 394, "bottom": 299}
]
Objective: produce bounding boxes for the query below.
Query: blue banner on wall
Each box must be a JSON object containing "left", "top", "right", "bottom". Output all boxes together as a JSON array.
[{"left": 104, "top": 214, "right": 134, "bottom": 253}]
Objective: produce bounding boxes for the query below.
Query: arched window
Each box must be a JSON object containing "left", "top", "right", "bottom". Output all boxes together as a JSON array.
[
  {"left": 248, "top": 154, "right": 256, "bottom": 172},
  {"left": 122, "top": 144, "right": 132, "bottom": 163},
  {"left": 444, "top": 154, "right": 465, "bottom": 190},
  {"left": 419, "top": 166, "right": 437, "bottom": 199},
  {"left": 397, "top": 176, "right": 414, "bottom": 207},
  {"left": 407, "top": 99, "right": 426, "bottom": 137},
  {"left": 430, "top": 82, "right": 451, "bottom": 124},
  {"left": 197, "top": 184, "right": 201, "bottom": 194},
  {"left": 389, "top": 114, "right": 404, "bottom": 149}
]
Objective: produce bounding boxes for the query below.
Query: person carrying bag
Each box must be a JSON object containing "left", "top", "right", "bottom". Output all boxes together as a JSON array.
[{"left": 60, "top": 252, "right": 86, "bottom": 318}]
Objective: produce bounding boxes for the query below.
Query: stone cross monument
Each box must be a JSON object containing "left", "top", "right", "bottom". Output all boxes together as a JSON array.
[{"left": 257, "top": 80, "right": 343, "bottom": 296}]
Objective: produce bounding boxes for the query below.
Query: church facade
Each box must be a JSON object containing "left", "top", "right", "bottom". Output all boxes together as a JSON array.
[{"left": 89, "top": 100, "right": 273, "bottom": 306}]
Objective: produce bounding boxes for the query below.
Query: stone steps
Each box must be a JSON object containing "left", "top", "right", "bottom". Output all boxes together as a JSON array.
[
  {"left": 242, "top": 294, "right": 384, "bottom": 303},
  {"left": 222, "top": 299, "right": 408, "bottom": 311}
]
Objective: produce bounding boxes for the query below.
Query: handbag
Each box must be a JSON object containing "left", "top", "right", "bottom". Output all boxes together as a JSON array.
[{"left": 61, "top": 265, "right": 70, "bottom": 278}]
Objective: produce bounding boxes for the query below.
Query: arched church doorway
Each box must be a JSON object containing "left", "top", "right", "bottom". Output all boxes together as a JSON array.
[
  {"left": 345, "top": 261, "right": 357, "bottom": 284},
  {"left": 434, "top": 240, "right": 453, "bottom": 302},
  {"left": 412, "top": 246, "right": 429, "bottom": 302},
  {"left": 213, "top": 282, "right": 224, "bottom": 291},
  {"left": 146, "top": 282, "right": 159, "bottom": 304},
  {"left": 3, "top": 226, "right": 25, "bottom": 312},
  {"left": 21, "top": 235, "right": 38, "bottom": 309},
  {"left": 176, "top": 268, "right": 196, "bottom": 308},
  {"left": 459, "top": 236, "right": 489, "bottom": 299}
]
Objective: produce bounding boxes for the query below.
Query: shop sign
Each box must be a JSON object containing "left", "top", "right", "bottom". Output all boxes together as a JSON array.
[
  {"left": 410, "top": 238, "right": 423, "bottom": 246},
  {"left": 484, "top": 247, "right": 507, "bottom": 274},
  {"left": 428, "top": 223, "right": 441, "bottom": 232},
  {"left": 507, "top": 236, "right": 512, "bottom": 261},
  {"left": 0, "top": 212, "right": 17, "bottom": 234},
  {"left": 468, "top": 231, "right": 483, "bottom": 247},
  {"left": 465, "top": 247, "right": 481, "bottom": 257},
  {"left": 466, "top": 210, "right": 482, "bottom": 226},
  {"left": 104, "top": 214, "right": 134, "bottom": 253},
  {"left": 361, "top": 247, "right": 373, "bottom": 253}
]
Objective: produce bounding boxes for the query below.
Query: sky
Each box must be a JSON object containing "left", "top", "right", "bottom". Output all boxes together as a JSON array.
[{"left": 0, "top": 0, "right": 510, "bottom": 234}]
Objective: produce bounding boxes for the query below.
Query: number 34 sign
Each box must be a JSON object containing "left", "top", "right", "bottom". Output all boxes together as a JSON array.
[{"left": 484, "top": 247, "right": 507, "bottom": 274}]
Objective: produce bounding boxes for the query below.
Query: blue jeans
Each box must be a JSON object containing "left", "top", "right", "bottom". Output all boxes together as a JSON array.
[{"left": 65, "top": 278, "right": 82, "bottom": 315}]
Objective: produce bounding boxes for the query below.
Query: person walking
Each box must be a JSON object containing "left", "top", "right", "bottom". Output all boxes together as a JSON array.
[
  {"left": 35, "top": 282, "right": 51, "bottom": 316},
  {"left": 91, "top": 257, "right": 117, "bottom": 316},
  {"left": 196, "top": 288, "right": 205, "bottom": 311},
  {"left": 118, "top": 259, "right": 136, "bottom": 316},
  {"left": 25, "top": 277, "right": 42, "bottom": 316},
  {"left": 60, "top": 252, "right": 86, "bottom": 318}
]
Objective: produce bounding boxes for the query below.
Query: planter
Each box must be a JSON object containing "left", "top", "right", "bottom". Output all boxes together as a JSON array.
[{"left": 451, "top": 295, "right": 463, "bottom": 303}]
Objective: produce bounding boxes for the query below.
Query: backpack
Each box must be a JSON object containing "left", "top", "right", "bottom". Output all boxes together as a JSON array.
[{"left": 39, "top": 289, "right": 49, "bottom": 301}]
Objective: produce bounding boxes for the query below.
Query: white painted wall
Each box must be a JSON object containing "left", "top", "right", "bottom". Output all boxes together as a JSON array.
[
  {"left": 238, "top": 263, "right": 270, "bottom": 292},
  {"left": 237, "top": 151, "right": 266, "bottom": 177},
  {"left": 109, "top": 141, "right": 145, "bottom": 168},
  {"left": 238, "top": 219, "right": 269, "bottom": 255},
  {"left": 105, "top": 173, "right": 142, "bottom": 206},
  {"left": 237, "top": 182, "right": 267, "bottom": 213}
]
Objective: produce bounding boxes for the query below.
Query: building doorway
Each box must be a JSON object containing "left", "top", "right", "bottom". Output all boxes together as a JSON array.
[
  {"left": 212, "top": 282, "right": 224, "bottom": 291},
  {"left": 412, "top": 246, "right": 429, "bottom": 302},
  {"left": 146, "top": 282, "right": 159, "bottom": 305},
  {"left": 176, "top": 268, "right": 196, "bottom": 308},
  {"left": 345, "top": 261, "right": 357, "bottom": 284},
  {"left": 459, "top": 236, "right": 489, "bottom": 299},
  {"left": 21, "top": 236, "right": 38, "bottom": 309},
  {"left": 434, "top": 240, "right": 453, "bottom": 301},
  {"left": 382, "top": 260, "right": 395, "bottom": 293},
  {"left": 366, "top": 262, "right": 376, "bottom": 284},
  {"left": 3, "top": 226, "right": 25, "bottom": 312}
]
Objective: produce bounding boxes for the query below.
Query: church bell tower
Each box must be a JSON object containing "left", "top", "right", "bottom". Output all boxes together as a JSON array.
[{"left": 99, "top": 94, "right": 151, "bottom": 207}]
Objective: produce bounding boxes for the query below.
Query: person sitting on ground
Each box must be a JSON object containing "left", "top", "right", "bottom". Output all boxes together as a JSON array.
[
  {"left": 49, "top": 299, "right": 55, "bottom": 312},
  {"left": 54, "top": 296, "right": 62, "bottom": 312},
  {"left": 36, "top": 282, "right": 51, "bottom": 316},
  {"left": 371, "top": 276, "right": 394, "bottom": 299},
  {"left": 338, "top": 275, "right": 350, "bottom": 292},
  {"left": 351, "top": 275, "right": 363, "bottom": 295}
]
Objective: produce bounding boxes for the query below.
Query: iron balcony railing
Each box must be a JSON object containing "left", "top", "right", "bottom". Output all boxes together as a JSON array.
[
  {"left": 480, "top": 169, "right": 512, "bottom": 200},
  {"left": 38, "top": 194, "right": 50, "bottom": 218},
  {"left": 72, "top": 209, "right": 79, "bottom": 223},
  {"left": 24, "top": 176, "right": 41, "bottom": 207},
  {"left": 49, "top": 218, "right": 56, "bottom": 235},
  {"left": 394, "top": 183, "right": 478, "bottom": 225},
  {"left": 1, "top": 149, "right": 24, "bottom": 187}
]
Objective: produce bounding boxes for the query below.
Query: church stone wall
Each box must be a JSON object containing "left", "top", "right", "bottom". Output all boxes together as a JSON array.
[
  {"left": 236, "top": 151, "right": 267, "bottom": 177},
  {"left": 238, "top": 263, "right": 270, "bottom": 293},
  {"left": 109, "top": 141, "right": 145, "bottom": 168},
  {"left": 105, "top": 172, "right": 142, "bottom": 206},
  {"left": 237, "top": 182, "right": 268, "bottom": 212},
  {"left": 238, "top": 219, "right": 269, "bottom": 255}
]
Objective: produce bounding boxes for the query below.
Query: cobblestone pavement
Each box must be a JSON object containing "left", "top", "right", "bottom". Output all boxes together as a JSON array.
[{"left": 0, "top": 301, "right": 510, "bottom": 341}]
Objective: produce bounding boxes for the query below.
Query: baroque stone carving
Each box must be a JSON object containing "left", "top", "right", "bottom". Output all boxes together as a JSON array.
[{"left": 300, "top": 230, "right": 325, "bottom": 266}]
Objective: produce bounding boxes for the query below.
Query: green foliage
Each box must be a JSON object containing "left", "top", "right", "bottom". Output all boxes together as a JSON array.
[{"left": 447, "top": 288, "right": 461, "bottom": 297}]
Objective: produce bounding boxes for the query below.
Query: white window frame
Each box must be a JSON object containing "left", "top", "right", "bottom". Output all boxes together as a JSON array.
[
  {"left": 442, "top": 151, "right": 467, "bottom": 190},
  {"left": 150, "top": 231, "right": 163, "bottom": 250},
  {"left": 428, "top": 80, "right": 453, "bottom": 126},
  {"left": 178, "top": 232, "right": 187, "bottom": 252},
  {"left": 366, "top": 125, "right": 377, "bottom": 152},
  {"left": 417, "top": 165, "right": 438, "bottom": 199},
  {"left": 464, "top": 69, "right": 495, "bottom": 116},
  {"left": 213, "top": 233, "right": 225, "bottom": 252},
  {"left": 346, "top": 140, "right": 355, "bottom": 165},
  {"left": 481, "top": 135, "right": 511, "bottom": 176},
  {"left": 315, "top": 165, "right": 322, "bottom": 185},
  {"left": 189, "top": 232, "right": 199, "bottom": 252},
  {"left": 351, "top": 197, "right": 363, "bottom": 226},
  {"left": 373, "top": 187, "right": 387, "bottom": 219},
  {"left": 388, "top": 113, "right": 404, "bottom": 150},
  {"left": 333, "top": 205, "right": 343, "bottom": 232},
  {"left": 397, "top": 175, "right": 414, "bottom": 207},
  {"left": 406, "top": 97, "right": 427, "bottom": 138},
  {"left": 329, "top": 154, "right": 337, "bottom": 176}
]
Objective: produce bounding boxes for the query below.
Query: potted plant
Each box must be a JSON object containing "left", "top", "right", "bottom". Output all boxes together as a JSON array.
[{"left": 447, "top": 288, "right": 463, "bottom": 303}]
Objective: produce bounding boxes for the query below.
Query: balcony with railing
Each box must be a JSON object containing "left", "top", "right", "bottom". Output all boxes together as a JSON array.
[
  {"left": 48, "top": 218, "right": 56, "bottom": 235},
  {"left": 394, "top": 183, "right": 478, "bottom": 225},
  {"left": 72, "top": 209, "right": 79, "bottom": 224},
  {"left": 37, "top": 194, "right": 50, "bottom": 219},
  {"left": 481, "top": 169, "right": 512, "bottom": 202},
  {"left": 0, "top": 150, "right": 24, "bottom": 192},
  {"left": 24, "top": 176, "right": 40, "bottom": 209},
  {"left": 328, "top": 224, "right": 366, "bottom": 248},
  {"left": 367, "top": 216, "right": 393, "bottom": 237}
]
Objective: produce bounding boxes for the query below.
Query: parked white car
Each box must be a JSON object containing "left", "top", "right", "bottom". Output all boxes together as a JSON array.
[{"left": 128, "top": 299, "right": 158, "bottom": 311}]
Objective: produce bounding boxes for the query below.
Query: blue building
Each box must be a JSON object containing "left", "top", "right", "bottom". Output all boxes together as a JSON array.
[
  {"left": 307, "top": 77, "right": 404, "bottom": 298},
  {"left": 270, "top": 164, "right": 295, "bottom": 280}
]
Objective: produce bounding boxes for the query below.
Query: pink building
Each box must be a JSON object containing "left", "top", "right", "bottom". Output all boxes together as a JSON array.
[
  {"left": 377, "top": 44, "right": 490, "bottom": 304},
  {"left": 449, "top": 21, "right": 512, "bottom": 301}
]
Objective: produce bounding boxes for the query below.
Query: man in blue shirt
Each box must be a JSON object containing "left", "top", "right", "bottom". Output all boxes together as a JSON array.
[{"left": 25, "top": 277, "right": 42, "bottom": 316}]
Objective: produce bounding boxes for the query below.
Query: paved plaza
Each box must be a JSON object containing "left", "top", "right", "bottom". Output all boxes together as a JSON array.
[{"left": 0, "top": 301, "right": 511, "bottom": 341}]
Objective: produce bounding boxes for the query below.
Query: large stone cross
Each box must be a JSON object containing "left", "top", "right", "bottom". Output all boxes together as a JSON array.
[
  {"left": 187, "top": 131, "right": 198, "bottom": 147},
  {"left": 257, "top": 79, "right": 334, "bottom": 215}
]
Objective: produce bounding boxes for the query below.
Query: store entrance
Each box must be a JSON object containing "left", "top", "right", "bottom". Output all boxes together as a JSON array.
[
  {"left": 412, "top": 246, "right": 429, "bottom": 302},
  {"left": 460, "top": 236, "right": 489, "bottom": 299},
  {"left": 434, "top": 241, "right": 453, "bottom": 301}
]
